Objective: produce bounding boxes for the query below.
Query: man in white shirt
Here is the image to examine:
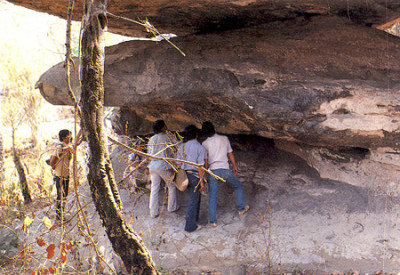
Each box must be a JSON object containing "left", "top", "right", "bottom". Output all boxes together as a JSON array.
[{"left": 201, "top": 121, "right": 249, "bottom": 227}]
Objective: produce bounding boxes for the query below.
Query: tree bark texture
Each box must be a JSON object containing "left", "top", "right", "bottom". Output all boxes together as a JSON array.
[
  {"left": 80, "top": 0, "right": 159, "bottom": 274},
  {"left": 12, "top": 130, "right": 32, "bottom": 204},
  {"left": 0, "top": 133, "right": 3, "bottom": 175}
]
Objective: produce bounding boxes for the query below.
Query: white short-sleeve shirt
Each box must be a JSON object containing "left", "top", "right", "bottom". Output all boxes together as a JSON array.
[{"left": 202, "top": 134, "right": 232, "bottom": 170}]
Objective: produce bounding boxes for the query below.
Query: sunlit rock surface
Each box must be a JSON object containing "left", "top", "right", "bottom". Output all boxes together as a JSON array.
[{"left": 14, "top": 0, "right": 400, "bottom": 270}]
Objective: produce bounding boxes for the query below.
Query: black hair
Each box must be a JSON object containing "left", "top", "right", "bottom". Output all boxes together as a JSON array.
[
  {"left": 59, "top": 129, "right": 71, "bottom": 142},
  {"left": 153, "top": 120, "right": 166, "bottom": 134},
  {"left": 201, "top": 121, "right": 215, "bottom": 139},
  {"left": 183, "top": 124, "right": 200, "bottom": 142}
]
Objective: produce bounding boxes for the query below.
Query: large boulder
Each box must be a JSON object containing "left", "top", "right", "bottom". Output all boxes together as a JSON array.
[
  {"left": 34, "top": 13, "right": 400, "bottom": 193},
  {"left": 36, "top": 15, "right": 400, "bottom": 150},
  {"left": 6, "top": 0, "right": 400, "bottom": 37},
  {"left": 8, "top": 0, "right": 400, "bottom": 270},
  {"left": 0, "top": 225, "right": 22, "bottom": 265}
]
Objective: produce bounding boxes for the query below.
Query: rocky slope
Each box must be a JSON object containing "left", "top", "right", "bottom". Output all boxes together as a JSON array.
[{"left": 2, "top": 135, "right": 400, "bottom": 274}]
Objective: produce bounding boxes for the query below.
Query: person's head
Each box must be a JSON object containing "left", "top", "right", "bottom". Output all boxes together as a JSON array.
[
  {"left": 183, "top": 124, "right": 200, "bottom": 142},
  {"left": 153, "top": 120, "right": 166, "bottom": 134},
  {"left": 59, "top": 129, "right": 72, "bottom": 143},
  {"left": 201, "top": 121, "right": 215, "bottom": 138}
]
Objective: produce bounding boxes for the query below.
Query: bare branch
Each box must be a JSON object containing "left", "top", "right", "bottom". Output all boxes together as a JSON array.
[
  {"left": 108, "top": 136, "right": 226, "bottom": 182},
  {"left": 106, "top": 12, "right": 185, "bottom": 56}
]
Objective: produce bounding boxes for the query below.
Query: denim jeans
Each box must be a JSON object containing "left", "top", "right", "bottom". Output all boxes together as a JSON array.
[
  {"left": 208, "top": 169, "right": 246, "bottom": 224},
  {"left": 185, "top": 173, "right": 202, "bottom": 232}
]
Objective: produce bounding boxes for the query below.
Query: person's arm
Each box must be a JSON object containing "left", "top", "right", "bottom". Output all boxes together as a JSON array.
[
  {"left": 64, "top": 145, "right": 74, "bottom": 155},
  {"left": 49, "top": 146, "right": 63, "bottom": 168},
  {"left": 198, "top": 165, "right": 205, "bottom": 192},
  {"left": 204, "top": 158, "right": 209, "bottom": 169},
  {"left": 128, "top": 160, "right": 140, "bottom": 168},
  {"left": 49, "top": 155, "right": 58, "bottom": 168},
  {"left": 228, "top": 152, "right": 238, "bottom": 175}
]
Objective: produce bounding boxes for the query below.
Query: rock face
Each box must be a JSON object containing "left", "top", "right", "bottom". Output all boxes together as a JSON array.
[
  {"left": 0, "top": 226, "right": 22, "bottom": 265},
  {"left": 33, "top": 4, "right": 400, "bottom": 198},
  {"left": 9, "top": 0, "right": 400, "bottom": 271},
  {"left": 6, "top": 0, "right": 400, "bottom": 37},
  {"left": 36, "top": 15, "right": 400, "bottom": 148},
  {"left": 109, "top": 136, "right": 400, "bottom": 273}
]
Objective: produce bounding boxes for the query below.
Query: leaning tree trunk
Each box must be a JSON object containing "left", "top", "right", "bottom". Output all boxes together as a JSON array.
[
  {"left": 80, "top": 0, "right": 159, "bottom": 274},
  {"left": 11, "top": 128, "right": 32, "bottom": 204},
  {"left": 0, "top": 133, "right": 3, "bottom": 176}
]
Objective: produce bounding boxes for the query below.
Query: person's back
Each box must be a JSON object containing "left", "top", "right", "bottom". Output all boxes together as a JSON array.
[
  {"left": 202, "top": 133, "right": 231, "bottom": 170},
  {"left": 147, "top": 132, "right": 173, "bottom": 170},
  {"left": 147, "top": 120, "right": 179, "bottom": 218},
  {"left": 201, "top": 121, "right": 249, "bottom": 226},
  {"left": 178, "top": 124, "right": 206, "bottom": 232}
]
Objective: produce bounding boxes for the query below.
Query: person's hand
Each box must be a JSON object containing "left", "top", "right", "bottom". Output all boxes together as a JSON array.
[
  {"left": 65, "top": 146, "right": 74, "bottom": 154},
  {"left": 199, "top": 181, "right": 206, "bottom": 192},
  {"left": 232, "top": 166, "right": 238, "bottom": 176}
]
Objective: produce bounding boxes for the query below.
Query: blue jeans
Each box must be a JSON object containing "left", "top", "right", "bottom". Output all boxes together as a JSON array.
[
  {"left": 208, "top": 169, "right": 246, "bottom": 224},
  {"left": 185, "top": 173, "right": 202, "bottom": 232}
]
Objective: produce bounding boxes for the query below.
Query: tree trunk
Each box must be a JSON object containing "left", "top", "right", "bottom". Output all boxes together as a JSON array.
[
  {"left": 12, "top": 128, "right": 32, "bottom": 204},
  {"left": 0, "top": 133, "right": 3, "bottom": 175},
  {"left": 80, "top": 0, "right": 159, "bottom": 274}
]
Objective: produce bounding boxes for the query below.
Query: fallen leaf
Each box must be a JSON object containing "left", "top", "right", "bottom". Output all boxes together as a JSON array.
[
  {"left": 49, "top": 223, "right": 58, "bottom": 231},
  {"left": 66, "top": 241, "right": 73, "bottom": 250},
  {"left": 24, "top": 216, "right": 34, "bottom": 227},
  {"left": 37, "top": 237, "right": 46, "bottom": 247},
  {"left": 43, "top": 216, "right": 53, "bottom": 229},
  {"left": 49, "top": 267, "right": 57, "bottom": 274},
  {"left": 32, "top": 212, "right": 36, "bottom": 218},
  {"left": 60, "top": 253, "right": 67, "bottom": 264},
  {"left": 46, "top": 244, "right": 56, "bottom": 259}
]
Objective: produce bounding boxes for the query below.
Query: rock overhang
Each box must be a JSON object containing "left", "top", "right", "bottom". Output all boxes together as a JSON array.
[
  {"left": 5, "top": 0, "right": 400, "bottom": 37},
  {"left": 7, "top": 2, "right": 400, "bottom": 268},
  {"left": 34, "top": 13, "right": 400, "bottom": 150}
]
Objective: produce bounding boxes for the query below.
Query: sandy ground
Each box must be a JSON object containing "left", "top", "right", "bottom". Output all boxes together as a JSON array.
[{"left": 2, "top": 140, "right": 400, "bottom": 274}]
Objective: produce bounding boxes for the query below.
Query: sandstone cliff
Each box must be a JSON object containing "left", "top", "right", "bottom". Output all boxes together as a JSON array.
[{"left": 5, "top": 0, "right": 400, "bottom": 272}]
